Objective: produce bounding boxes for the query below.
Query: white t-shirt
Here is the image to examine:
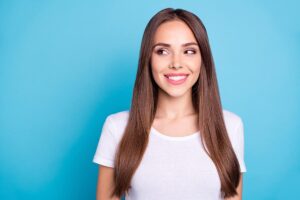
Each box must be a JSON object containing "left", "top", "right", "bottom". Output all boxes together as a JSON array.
[{"left": 93, "top": 109, "right": 247, "bottom": 200}]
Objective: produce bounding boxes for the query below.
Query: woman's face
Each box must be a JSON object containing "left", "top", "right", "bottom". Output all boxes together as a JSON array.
[{"left": 151, "top": 20, "right": 202, "bottom": 98}]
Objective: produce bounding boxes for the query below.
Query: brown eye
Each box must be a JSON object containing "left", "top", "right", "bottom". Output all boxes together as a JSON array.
[
  {"left": 156, "top": 49, "right": 168, "bottom": 55},
  {"left": 185, "top": 49, "right": 197, "bottom": 54}
]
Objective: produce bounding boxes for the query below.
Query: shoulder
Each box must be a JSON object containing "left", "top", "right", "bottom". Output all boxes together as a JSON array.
[
  {"left": 222, "top": 109, "right": 247, "bottom": 172},
  {"left": 222, "top": 108, "right": 243, "bottom": 134},
  {"left": 104, "top": 110, "right": 130, "bottom": 140},
  {"left": 103, "top": 109, "right": 243, "bottom": 139},
  {"left": 107, "top": 109, "right": 130, "bottom": 125}
]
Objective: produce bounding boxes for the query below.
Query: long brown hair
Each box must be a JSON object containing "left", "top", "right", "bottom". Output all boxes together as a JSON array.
[{"left": 112, "top": 8, "right": 241, "bottom": 199}]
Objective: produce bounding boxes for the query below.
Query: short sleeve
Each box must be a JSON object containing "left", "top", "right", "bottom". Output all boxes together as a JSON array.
[
  {"left": 93, "top": 115, "right": 118, "bottom": 168},
  {"left": 232, "top": 118, "right": 247, "bottom": 173}
]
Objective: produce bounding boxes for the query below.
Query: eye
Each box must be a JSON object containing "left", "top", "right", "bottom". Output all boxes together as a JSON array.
[
  {"left": 155, "top": 48, "right": 168, "bottom": 55},
  {"left": 185, "top": 49, "right": 197, "bottom": 55}
]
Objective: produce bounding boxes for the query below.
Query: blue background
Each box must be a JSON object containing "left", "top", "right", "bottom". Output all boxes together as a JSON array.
[{"left": 0, "top": 0, "right": 299, "bottom": 199}]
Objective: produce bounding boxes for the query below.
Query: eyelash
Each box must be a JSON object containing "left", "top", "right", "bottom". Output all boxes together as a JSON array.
[{"left": 155, "top": 49, "right": 197, "bottom": 55}]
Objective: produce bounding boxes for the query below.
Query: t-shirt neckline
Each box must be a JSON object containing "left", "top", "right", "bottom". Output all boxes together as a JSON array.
[{"left": 150, "top": 126, "right": 200, "bottom": 141}]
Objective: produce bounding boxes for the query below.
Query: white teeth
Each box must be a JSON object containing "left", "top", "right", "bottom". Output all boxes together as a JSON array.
[{"left": 167, "top": 76, "right": 187, "bottom": 81}]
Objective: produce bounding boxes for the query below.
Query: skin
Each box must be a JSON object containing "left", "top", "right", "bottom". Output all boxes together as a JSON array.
[
  {"left": 96, "top": 19, "right": 243, "bottom": 200},
  {"left": 96, "top": 166, "right": 120, "bottom": 200},
  {"left": 150, "top": 19, "right": 244, "bottom": 199},
  {"left": 151, "top": 20, "right": 202, "bottom": 136},
  {"left": 225, "top": 175, "right": 244, "bottom": 200}
]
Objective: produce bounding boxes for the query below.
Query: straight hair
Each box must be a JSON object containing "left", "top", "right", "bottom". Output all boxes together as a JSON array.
[{"left": 111, "top": 7, "right": 242, "bottom": 199}]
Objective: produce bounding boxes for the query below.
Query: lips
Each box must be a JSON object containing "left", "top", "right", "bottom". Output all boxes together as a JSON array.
[
  {"left": 164, "top": 73, "right": 189, "bottom": 85},
  {"left": 164, "top": 73, "right": 189, "bottom": 77}
]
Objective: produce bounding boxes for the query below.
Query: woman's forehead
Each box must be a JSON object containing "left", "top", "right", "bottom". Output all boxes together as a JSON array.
[{"left": 153, "top": 20, "right": 197, "bottom": 45}]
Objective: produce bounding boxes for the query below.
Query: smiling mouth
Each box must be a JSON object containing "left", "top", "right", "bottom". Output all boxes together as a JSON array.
[
  {"left": 164, "top": 74, "right": 189, "bottom": 85},
  {"left": 164, "top": 72, "right": 189, "bottom": 77}
]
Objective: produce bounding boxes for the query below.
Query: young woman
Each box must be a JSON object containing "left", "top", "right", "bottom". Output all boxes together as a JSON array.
[{"left": 93, "top": 7, "right": 247, "bottom": 200}]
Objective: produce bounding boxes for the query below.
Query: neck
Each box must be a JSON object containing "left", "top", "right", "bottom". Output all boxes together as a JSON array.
[{"left": 155, "top": 88, "right": 196, "bottom": 120}]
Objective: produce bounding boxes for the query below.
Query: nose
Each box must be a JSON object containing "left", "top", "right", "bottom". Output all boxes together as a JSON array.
[{"left": 171, "top": 52, "right": 182, "bottom": 68}]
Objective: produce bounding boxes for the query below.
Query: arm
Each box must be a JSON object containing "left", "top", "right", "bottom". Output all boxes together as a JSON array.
[
  {"left": 225, "top": 173, "right": 244, "bottom": 200},
  {"left": 96, "top": 165, "right": 120, "bottom": 200}
]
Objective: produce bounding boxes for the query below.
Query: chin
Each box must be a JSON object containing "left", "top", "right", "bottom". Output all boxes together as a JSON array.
[{"left": 162, "top": 87, "right": 191, "bottom": 98}]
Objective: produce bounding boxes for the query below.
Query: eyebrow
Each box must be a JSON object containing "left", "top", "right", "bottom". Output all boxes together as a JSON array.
[{"left": 152, "top": 42, "right": 199, "bottom": 49}]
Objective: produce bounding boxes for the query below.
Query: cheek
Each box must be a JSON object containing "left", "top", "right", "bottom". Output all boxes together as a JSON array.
[
  {"left": 191, "top": 57, "right": 201, "bottom": 73},
  {"left": 150, "top": 57, "right": 161, "bottom": 82},
  {"left": 189, "top": 59, "right": 201, "bottom": 83},
  {"left": 150, "top": 57, "right": 157, "bottom": 72},
  {"left": 151, "top": 56, "right": 167, "bottom": 76}
]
